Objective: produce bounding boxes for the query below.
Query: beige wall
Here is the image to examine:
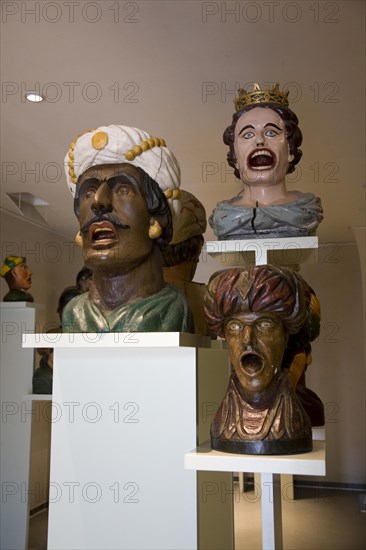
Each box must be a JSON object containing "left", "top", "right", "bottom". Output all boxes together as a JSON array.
[
  {"left": 302, "top": 243, "right": 365, "bottom": 485},
  {"left": 0, "top": 211, "right": 83, "bottom": 330}
]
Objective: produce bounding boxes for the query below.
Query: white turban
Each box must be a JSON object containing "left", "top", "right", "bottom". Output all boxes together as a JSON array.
[{"left": 64, "top": 125, "right": 181, "bottom": 212}]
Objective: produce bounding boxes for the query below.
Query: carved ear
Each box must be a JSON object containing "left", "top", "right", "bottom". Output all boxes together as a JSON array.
[{"left": 288, "top": 144, "right": 294, "bottom": 163}]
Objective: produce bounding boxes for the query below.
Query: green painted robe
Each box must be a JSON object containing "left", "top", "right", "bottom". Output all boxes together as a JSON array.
[
  {"left": 3, "top": 289, "right": 34, "bottom": 302},
  {"left": 62, "top": 283, "right": 193, "bottom": 333}
]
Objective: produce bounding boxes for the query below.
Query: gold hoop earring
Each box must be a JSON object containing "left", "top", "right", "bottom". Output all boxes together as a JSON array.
[
  {"left": 149, "top": 219, "right": 162, "bottom": 239},
  {"left": 75, "top": 231, "right": 83, "bottom": 247}
]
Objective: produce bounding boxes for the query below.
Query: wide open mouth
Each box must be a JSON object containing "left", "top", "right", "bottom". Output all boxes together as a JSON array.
[
  {"left": 240, "top": 352, "right": 264, "bottom": 376},
  {"left": 248, "top": 149, "right": 276, "bottom": 171},
  {"left": 88, "top": 221, "right": 119, "bottom": 247}
]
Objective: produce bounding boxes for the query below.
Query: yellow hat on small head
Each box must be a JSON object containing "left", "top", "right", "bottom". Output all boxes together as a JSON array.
[{"left": 0, "top": 256, "right": 26, "bottom": 277}]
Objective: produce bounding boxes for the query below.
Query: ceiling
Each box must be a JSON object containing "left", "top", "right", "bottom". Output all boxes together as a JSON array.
[{"left": 1, "top": 0, "right": 365, "bottom": 244}]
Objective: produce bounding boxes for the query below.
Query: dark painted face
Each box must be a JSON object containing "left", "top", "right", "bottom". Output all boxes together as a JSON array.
[
  {"left": 224, "top": 307, "right": 287, "bottom": 395},
  {"left": 76, "top": 164, "right": 153, "bottom": 273},
  {"left": 11, "top": 263, "right": 32, "bottom": 290}
]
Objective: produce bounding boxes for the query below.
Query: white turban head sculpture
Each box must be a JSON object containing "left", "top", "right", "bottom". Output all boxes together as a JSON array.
[{"left": 64, "top": 125, "right": 181, "bottom": 213}]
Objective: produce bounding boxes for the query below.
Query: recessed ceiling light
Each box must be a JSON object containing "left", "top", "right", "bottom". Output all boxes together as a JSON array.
[{"left": 25, "top": 92, "right": 44, "bottom": 103}]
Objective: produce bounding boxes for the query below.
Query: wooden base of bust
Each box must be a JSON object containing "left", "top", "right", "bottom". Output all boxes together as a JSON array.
[{"left": 211, "top": 434, "right": 313, "bottom": 455}]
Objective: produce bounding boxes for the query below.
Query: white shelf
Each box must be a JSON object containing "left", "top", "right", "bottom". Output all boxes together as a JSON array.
[
  {"left": 185, "top": 440, "right": 326, "bottom": 476},
  {"left": 205, "top": 236, "right": 318, "bottom": 266},
  {"left": 22, "top": 332, "right": 211, "bottom": 349},
  {"left": 312, "top": 426, "right": 325, "bottom": 441},
  {"left": 0, "top": 301, "right": 44, "bottom": 309},
  {"left": 23, "top": 394, "right": 52, "bottom": 401}
]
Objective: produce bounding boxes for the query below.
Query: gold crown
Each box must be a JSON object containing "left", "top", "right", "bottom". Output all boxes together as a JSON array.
[{"left": 234, "top": 83, "right": 289, "bottom": 112}]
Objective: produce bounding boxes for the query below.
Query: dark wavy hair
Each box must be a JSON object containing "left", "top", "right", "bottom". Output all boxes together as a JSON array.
[
  {"left": 74, "top": 164, "right": 173, "bottom": 249},
  {"left": 76, "top": 266, "right": 93, "bottom": 286},
  {"left": 283, "top": 275, "right": 320, "bottom": 368},
  {"left": 204, "top": 265, "right": 307, "bottom": 339},
  {"left": 57, "top": 285, "right": 80, "bottom": 321},
  {"left": 161, "top": 235, "right": 204, "bottom": 267},
  {"left": 223, "top": 103, "right": 303, "bottom": 179}
]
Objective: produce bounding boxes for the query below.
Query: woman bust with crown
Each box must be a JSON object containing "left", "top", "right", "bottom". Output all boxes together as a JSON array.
[{"left": 209, "top": 83, "right": 323, "bottom": 240}]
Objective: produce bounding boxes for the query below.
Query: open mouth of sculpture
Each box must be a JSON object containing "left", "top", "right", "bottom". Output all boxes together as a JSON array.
[
  {"left": 89, "top": 221, "right": 119, "bottom": 247},
  {"left": 248, "top": 149, "right": 276, "bottom": 171},
  {"left": 240, "top": 352, "right": 264, "bottom": 376}
]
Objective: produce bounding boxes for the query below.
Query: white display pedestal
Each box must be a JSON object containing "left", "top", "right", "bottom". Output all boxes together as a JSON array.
[
  {"left": 205, "top": 236, "right": 318, "bottom": 266},
  {"left": 23, "top": 333, "right": 233, "bottom": 550},
  {"left": 185, "top": 441, "right": 326, "bottom": 550},
  {"left": 0, "top": 302, "right": 40, "bottom": 550},
  {"left": 25, "top": 396, "right": 52, "bottom": 512},
  {"left": 245, "top": 426, "right": 325, "bottom": 501}
]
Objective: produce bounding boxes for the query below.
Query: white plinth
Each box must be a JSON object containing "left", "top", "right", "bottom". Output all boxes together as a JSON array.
[
  {"left": 23, "top": 331, "right": 211, "bottom": 349},
  {"left": 185, "top": 440, "right": 325, "bottom": 550},
  {"left": 0, "top": 303, "right": 38, "bottom": 550},
  {"left": 184, "top": 440, "right": 326, "bottom": 475},
  {"left": 312, "top": 426, "right": 325, "bottom": 441},
  {"left": 23, "top": 394, "right": 52, "bottom": 401},
  {"left": 23, "top": 333, "right": 233, "bottom": 550},
  {"left": 206, "top": 236, "right": 318, "bottom": 266}
]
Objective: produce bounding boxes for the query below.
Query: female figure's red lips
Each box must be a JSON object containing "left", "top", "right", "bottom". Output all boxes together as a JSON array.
[{"left": 248, "top": 148, "right": 276, "bottom": 170}]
